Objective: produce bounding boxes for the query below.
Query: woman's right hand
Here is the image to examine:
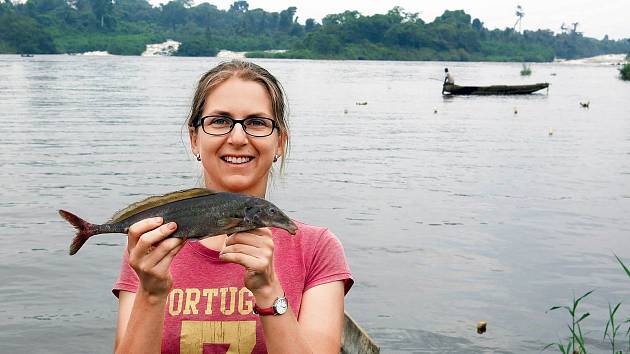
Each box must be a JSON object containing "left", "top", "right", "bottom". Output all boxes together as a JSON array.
[{"left": 127, "top": 217, "right": 184, "bottom": 299}]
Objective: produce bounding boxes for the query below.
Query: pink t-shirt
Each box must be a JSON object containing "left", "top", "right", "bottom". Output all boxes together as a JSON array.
[{"left": 113, "top": 220, "right": 353, "bottom": 354}]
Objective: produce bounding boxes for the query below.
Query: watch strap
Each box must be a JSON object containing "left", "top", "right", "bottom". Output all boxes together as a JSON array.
[
  {"left": 253, "top": 303, "right": 277, "bottom": 316},
  {"left": 253, "top": 294, "right": 287, "bottom": 316}
]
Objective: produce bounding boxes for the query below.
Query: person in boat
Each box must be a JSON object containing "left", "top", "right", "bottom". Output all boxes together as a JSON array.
[
  {"left": 113, "top": 60, "right": 353, "bottom": 353},
  {"left": 442, "top": 68, "right": 455, "bottom": 94},
  {"left": 444, "top": 68, "right": 454, "bottom": 85}
]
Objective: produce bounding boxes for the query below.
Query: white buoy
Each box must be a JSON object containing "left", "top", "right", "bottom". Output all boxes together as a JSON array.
[
  {"left": 433, "top": 107, "right": 438, "bottom": 114},
  {"left": 548, "top": 128, "right": 554, "bottom": 136},
  {"left": 513, "top": 107, "right": 518, "bottom": 114},
  {"left": 343, "top": 108, "right": 348, "bottom": 114}
]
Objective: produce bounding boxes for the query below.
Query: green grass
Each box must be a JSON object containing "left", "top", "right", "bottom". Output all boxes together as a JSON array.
[
  {"left": 545, "top": 255, "right": 630, "bottom": 353},
  {"left": 545, "top": 290, "right": 592, "bottom": 354}
]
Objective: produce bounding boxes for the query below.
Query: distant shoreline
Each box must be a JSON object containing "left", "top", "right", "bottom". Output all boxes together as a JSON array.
[{"left": 10, "top": 51, "right": 628, "bottom": 65}]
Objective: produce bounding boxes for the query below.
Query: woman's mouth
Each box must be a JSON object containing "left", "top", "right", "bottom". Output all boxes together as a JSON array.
[{"left": 222, "top": 156, "right": 254, "bottom": 164}]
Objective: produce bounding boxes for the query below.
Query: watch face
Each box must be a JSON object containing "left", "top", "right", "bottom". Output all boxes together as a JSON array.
[{"left": 274, "top": 297, "right": 288, "bottom": 315}]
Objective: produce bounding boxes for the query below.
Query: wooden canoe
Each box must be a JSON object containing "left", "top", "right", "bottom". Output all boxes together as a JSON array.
[
  {"left": 442, "top": 82, "right": 549, "bottom": 95},
  {"left": 341, "top": 312, "right": 380, "bottom": 354}
]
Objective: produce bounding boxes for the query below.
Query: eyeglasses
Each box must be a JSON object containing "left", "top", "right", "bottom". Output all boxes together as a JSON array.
[{"left": 196, "top": 116, "right": 277, "bottom": 137}]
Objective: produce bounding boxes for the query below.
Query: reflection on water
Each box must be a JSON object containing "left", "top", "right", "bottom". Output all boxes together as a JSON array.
[{"left": 1, "top": 55, "right": 629, "bottom": 353}]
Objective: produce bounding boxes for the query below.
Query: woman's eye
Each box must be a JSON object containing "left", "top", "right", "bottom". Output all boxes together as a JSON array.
[
  {"left": 210, "top": 117, "right": 230, "bottom": 126},
  {"left": 247, "top": 118, "right": 268, "bottom": 127}
]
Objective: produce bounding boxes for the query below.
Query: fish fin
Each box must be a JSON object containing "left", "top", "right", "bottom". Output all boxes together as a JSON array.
[
  {"left": 218, "top": 218, "right": 244, "bottom": 229},
  {"left": 108, "top": 188, "right": 218, "bottom": 223},
  {"left": 59, "top": 209, "right": 95, "bottom": 255}
]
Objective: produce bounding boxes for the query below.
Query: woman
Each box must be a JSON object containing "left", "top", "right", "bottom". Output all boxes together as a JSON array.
[{"left": 113, "top": 60, "right": 353, "bottom": 353}]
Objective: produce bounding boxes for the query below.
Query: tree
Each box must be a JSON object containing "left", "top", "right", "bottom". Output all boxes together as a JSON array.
[
  {"left": 229, "top": 0, "right": 248, "bottom": 13},
  {"left": 304, "top": 18, "right": 317, "bottom": 32},
  {"left": 160, "top": 0, "right": 186, "bottom": 30},
  {"left": 277, "top": 6, "right": 296, "bottom": 32},
  {"left": 0, "top": 13, "right": 57, "bottom": 53},
  {"left": 304, "top": 30, "right": 341, "bottom": 54},
  {"left": 0, "top": 0, "right": 15, "bottom": 16},
  {"left": 114, "top": 0, "right": 158, "bottom": 22},
  {"left": 472, "top": 18, "right": 483, "bottom": 31},
  {"left": 90, "top": 0, "right": 113, "bottom": 29}
]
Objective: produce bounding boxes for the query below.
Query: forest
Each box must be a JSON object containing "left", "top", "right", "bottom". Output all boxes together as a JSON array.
[{"left": 1, "top": 0, "right": 629, "bottom": 61}]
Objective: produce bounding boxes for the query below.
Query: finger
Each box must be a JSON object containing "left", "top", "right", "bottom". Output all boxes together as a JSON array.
[
  {"left": 153, "top": 241, "right": 186, "bottom": 274},
  {"left": 143, "top": 237, "right": 184, "bottom": 266},
  {"left": 130, "top": 222, "right": 177, "bottom": 260},
  {"left": 245, "top": 227, "right": 272, "bottom": 238},
  {"left": 225, "top": 232, "right": 259, "bottom": 247},
  {"left": 219, "top": 252, "right": 265, "bottom": 269},
  {"left": 221, "top": 243, "right": 269, "bottom": 259},
  {"left": 127, "top": 217, "right": 163, "bottom": 251},
  {"left": 225, "top": 231, "right": 272, "bottom": 248}
]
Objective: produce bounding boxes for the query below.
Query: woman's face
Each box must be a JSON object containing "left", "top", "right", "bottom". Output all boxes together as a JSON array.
[{"left": 190, "top": 77, "right": 284, "bottom": 197}]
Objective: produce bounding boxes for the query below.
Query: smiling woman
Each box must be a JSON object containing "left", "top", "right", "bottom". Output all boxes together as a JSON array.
[
  {"left": 189, "top": 76, "right": 284, "bottom": 197},
  {"left": 112, "top": 60, "right": 353, "bottom": 354}
]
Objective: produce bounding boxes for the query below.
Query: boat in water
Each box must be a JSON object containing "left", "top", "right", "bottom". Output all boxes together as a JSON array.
[
  {"left": 442, "top": 82, "right": 549, "bottom": 95},
  {"left": 342, "top": 312, "right": 380, "bottom": 353}
]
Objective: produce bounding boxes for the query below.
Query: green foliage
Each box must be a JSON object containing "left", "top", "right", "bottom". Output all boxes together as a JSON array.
[
  {"left": 545, "top": 290, "right": 593, "bottom": 354},
  {"left": 520, "top": 64, "right": 532, "bottom": 76},
  {"left": 1, "top": 0, "right": 629, "bottom": 61},
  {"left": 174, "top": 36, "right": 217, "bottom": 56},
  {"left": 0, "top": 13, "right": 57, "bottom": 53},
  {"left": 620, "top": 63, "right": 630, "bottom": 81},
  {"left": 604, "top": 303, "right": 622, "bottom": 353},
  {"left": 545, "top": 255, "right": 630, "bottom": 353}
]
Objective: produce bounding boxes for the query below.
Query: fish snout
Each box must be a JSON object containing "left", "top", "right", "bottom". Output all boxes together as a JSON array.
[{"left": 285, "top": 220, "right": 298, "bottom": 235}]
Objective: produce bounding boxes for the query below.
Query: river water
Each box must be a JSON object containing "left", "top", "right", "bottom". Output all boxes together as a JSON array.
[{"left": 1, "top": 55, "right": 629, "bottom": 353}]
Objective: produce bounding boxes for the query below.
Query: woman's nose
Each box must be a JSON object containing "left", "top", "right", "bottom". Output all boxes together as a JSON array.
[{"left": 227, "top": 122, "right": 248, "bottom": 144}]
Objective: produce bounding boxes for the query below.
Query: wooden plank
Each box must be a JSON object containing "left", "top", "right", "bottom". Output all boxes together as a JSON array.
[{"left": 341, "top": 312, "right": 380, "bottom": 354}]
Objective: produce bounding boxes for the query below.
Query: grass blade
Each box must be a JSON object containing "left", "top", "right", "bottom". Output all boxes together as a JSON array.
[
  {"left": 576, "top": 312, "right": 590, "bottom": 324},
  {"left": 614, "top": 254, "right": 630, "bottom": 280},
  {"left": 575, "top": 290, "right": 594, "bottom": 306}
]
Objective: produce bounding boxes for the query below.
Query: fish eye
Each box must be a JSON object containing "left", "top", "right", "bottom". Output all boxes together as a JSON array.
[{"left": 268, "top": 208, "right": 276, "bottom": 214}]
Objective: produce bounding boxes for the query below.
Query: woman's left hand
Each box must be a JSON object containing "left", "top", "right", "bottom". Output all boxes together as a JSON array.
[{"left": 219, "top": 228, "right": 280, "bottom": 297}]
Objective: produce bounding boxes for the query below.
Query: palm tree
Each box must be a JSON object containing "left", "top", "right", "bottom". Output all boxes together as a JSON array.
[{"left": 514, "top": 5, "right": 524, "bottom": 33}]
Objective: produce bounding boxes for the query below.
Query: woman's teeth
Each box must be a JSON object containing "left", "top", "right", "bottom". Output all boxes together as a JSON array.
[{"left": 223, "top": 156, "right": 252, "bottom": 164}]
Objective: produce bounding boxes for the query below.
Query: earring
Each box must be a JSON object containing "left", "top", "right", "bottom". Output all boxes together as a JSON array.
[
  {"left": 273, "top": 154, "right": 279, "bottom": 163},
  {"left": 196, "top": 153, "right": 201, "bottom": 161}
]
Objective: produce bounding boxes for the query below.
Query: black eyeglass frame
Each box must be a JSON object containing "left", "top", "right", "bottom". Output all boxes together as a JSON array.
[{"left": 194, "top": 115, "right": 278, "bottom": 137}]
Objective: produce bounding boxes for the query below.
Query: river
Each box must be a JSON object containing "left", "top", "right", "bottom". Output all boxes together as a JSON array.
[{"left": 1, "top": 55, "right": 629, "bottom": 353}]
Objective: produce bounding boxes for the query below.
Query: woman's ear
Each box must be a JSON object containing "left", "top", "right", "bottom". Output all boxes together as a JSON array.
[
  {"left": 275, "top": 132, "right": 287, "bottom": 158},
  {"left": 189, "top": 127, "right": 199, "bottom": 155}
]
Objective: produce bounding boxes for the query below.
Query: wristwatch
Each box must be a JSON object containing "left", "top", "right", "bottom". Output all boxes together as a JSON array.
[{"left": 253, "top": 295, "right": 289, "bottom": 316}]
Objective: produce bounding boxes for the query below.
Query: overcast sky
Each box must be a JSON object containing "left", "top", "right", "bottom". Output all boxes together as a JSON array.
[{"left": 153, "top": 0, "right": 630, "bottom": 40}]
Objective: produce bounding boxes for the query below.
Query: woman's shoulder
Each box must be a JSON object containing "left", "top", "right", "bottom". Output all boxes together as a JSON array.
[
  {"left": 272, "top": 219, "right": 342, "bottom": 251},
  {"left": 293, "top": 219, "right": 329, "bottom": 236},
  {"left": 285, "top": 219, "right": 341, "bottom": 241}
]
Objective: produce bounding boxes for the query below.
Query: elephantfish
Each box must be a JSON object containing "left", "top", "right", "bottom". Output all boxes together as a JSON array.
[{"left": 59, "top": 188, "right": 297, "bottom": 255}]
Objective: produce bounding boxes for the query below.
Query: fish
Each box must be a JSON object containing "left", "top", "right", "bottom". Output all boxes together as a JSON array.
[{"left": 59, "top": 188, "right": 298, "bottom": 255}]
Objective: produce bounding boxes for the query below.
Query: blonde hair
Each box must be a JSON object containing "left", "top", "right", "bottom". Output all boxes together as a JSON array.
[{"left": 187, "top": 60, "right": 290, "bottom": 170}]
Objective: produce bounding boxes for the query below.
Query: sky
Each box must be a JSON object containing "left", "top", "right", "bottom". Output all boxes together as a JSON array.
[{"left": 151, "top": 0, "right": 630, "bottom": 40}]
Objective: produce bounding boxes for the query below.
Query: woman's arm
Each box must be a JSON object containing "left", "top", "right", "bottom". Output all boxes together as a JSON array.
[
  {"left": 260, "top": 281, "right": 345, "bottom": 354},
  {"left": 219, "top": 229, "right": 346, "bottom": 353},
  {"left": 113, "top": 218, "right": 184, "bottom": 354}
]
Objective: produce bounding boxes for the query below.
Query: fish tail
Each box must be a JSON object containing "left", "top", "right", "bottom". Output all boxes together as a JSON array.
[{"left": 59, "top": 209, "right": 95, "bottom": 255}]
